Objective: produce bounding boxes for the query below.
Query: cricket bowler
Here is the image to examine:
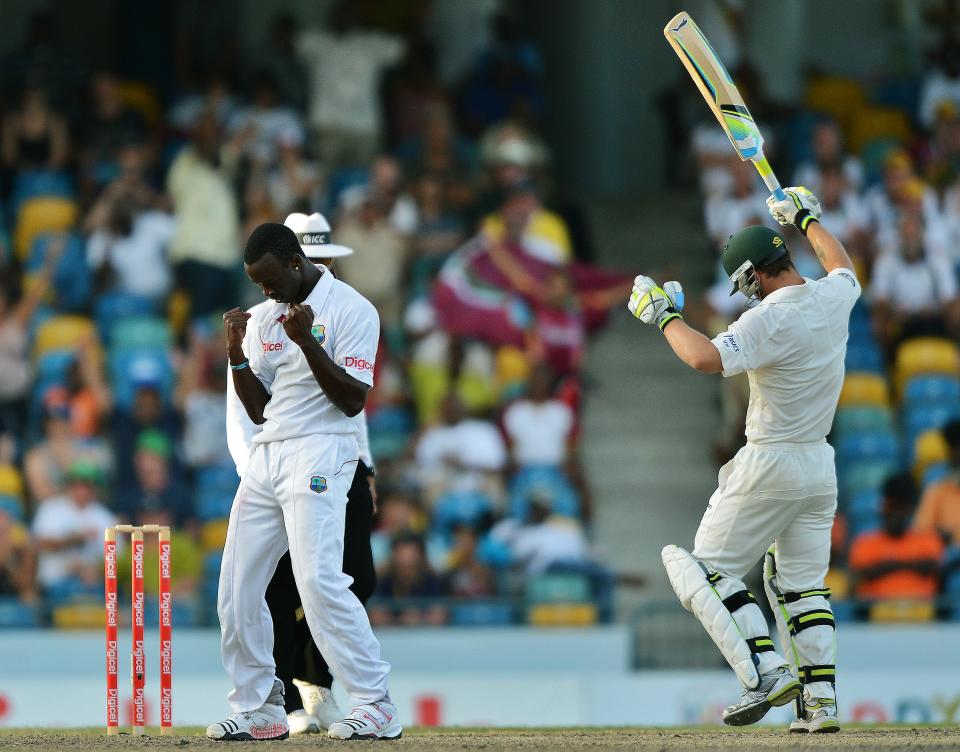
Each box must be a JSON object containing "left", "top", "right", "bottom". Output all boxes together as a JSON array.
[
  {"left": 209, "top": 222, "right": 400, "bottom": 741},
  {"left": 628, "top": 187, "right": 857, "bottom": 732}
]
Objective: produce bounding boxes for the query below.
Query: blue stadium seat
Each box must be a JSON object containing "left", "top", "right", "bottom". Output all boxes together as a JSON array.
[
  {"left": 476, "top": 533, "right": 513, "bottom": 568},
  {"left": 835, "top": 430, "right": 900, "bottom": 466},
  {"left": 903, "top": 403, "right": 960, "bottom": 454},
  {"left": 94, "top": 293, "right": 156, "bottom": 341},
  {"left": 196, "top": 467, "right": 238, "bottom": 522},
  {"left": 449, "top": 602, "right": 516, "bottom": 626},
  {"left": 847, "top": 489, "right": 881, "bottom": 537},
  {"left": 110, "top": 316, "right": 172, "bottom": 352},
  {"left": 26, "top": 233, "right": 90, "bottom": 312},
  {"left": 108, "top": 349, "right": 174, "bottom": 409},
  {"left": 433, "top": 491, "right": 494, "bottom": 534},
  {"left": 509, "top": 466, "right": 580, "bottom": 520},
  {"left": 30, "top": 349, "right": 76, "bottom": 409},
  {"left": 903, "top": 375, "right": 960, "bottom": 407},
  {"left": 9, "top": 170, "right": 74, "bottom": 217},
  {"left": 0, "top": 597, "right": 40, "bottom": 628},
  {"left": 839, "top": 459, "right": 899, "bottom": 501},
  {"left": 833, "top": 406, "right": 894, "bottom": 436},
  {"left": 0, "top": 494, "right": 25, "bottom": 522},
  {"left": 922, "top": 463, "right": 950, "bottom": 488},
  {"left": 844, "top": 341, "right": 884, "bottom": 374},
  {"left": 367, "top": 405, "right": 415, "bottom": 461}
]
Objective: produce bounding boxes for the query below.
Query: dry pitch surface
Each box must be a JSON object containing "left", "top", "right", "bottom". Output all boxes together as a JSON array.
[{"left": 1, "top": 727, "right": 958, "bottom": 752}]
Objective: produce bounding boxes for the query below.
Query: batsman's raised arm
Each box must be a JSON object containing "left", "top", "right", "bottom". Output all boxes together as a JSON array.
[{"left": 766, "top": 186, "right": 855, "bottom": 274}]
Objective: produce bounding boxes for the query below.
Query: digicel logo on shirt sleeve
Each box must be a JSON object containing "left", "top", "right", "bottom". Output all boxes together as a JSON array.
[{"left": 343, "top": 357, "right": 374, "bottom": 371}]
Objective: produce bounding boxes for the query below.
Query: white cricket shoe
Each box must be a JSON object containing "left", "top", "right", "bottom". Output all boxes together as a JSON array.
[
  {"left": 206, "top": 679, "right": 290, "bottom": 741},
  {"left": 287, "top": 708, "right": 321, "bottom": 735},
  {"left": 722, "top": 666, "right": 802, "bottom": 726},
  {"left": 328, "top": 700, "right": 402, "bottom": 740},
  {"left": 790, "top": 698, "right": 840, "bottom": 733},
  {"left": 294, "top": 679, "right": 344, "bottom": 729}
]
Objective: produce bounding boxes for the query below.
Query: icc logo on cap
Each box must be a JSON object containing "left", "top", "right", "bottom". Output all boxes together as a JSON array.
[
  {"left": 311, "top": 324, "right": 325, "bottom": 344},
  {"left": 310, "top": 475, "right": 327, "bottom": 494}
]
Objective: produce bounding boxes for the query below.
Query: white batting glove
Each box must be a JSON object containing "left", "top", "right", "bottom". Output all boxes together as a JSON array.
[
  {"left": 766, "top": 186, "right": 822, "bottom": 235},
  {"left": 628, "top": 276, "right": 684, "bottom": 332}
]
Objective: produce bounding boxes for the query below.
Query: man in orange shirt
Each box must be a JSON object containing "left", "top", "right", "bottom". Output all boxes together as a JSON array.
[
  {"left": 913, "top": 419, "right": 960, "bottom": 545},
  {"left": 849, "top": 474, "right": 943, "bottom": 600}
]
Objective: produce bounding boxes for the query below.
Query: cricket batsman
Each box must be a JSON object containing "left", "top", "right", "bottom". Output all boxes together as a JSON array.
[{"left": 628, "top": 187, "right": 857, "bottom": 732}]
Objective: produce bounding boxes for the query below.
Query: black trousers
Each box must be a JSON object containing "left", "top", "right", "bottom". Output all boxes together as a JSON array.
[{"left": 265, "top": 459, "right": 377, "bottom": 713}]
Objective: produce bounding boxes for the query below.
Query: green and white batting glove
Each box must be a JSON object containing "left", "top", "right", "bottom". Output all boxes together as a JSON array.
[
  {"left": 766, "top": 186, "right": 822, "bottom": 235},
  {"left": 628, "top": 276, "right": 684, "bottom": 332}
]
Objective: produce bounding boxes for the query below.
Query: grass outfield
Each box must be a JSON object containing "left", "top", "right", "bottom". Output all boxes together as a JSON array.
[{"left": 0, "top": 727, "right": 958, "bottom": 751}]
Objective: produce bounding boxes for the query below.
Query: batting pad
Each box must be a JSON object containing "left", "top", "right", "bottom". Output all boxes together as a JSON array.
[{"left": 662, "top": 545, "right": 761, "bottom": 689}]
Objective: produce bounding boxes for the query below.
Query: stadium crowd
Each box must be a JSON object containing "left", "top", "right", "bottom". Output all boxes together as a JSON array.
[
  {"left": 678, "top": 29, "right": 960, "bottom": 621},
  {"left": 0, "top": 4, "right": 627, "bottom": 629}
]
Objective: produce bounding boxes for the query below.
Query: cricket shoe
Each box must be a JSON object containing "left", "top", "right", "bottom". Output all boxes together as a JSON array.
[
  {"left": 206, "top": 679, "right": 290, "bottom": 740},
  {"left": 789, "top": 698, "right": 840, "bottom": 733},
  {"left": 287, "top": 709, "right": 321, "bottom": 735},
  {"left": 294, "top": 678, "right": 344, "bottom": 729},
  {"left": 722, "top": 666, "right": 802, "bottom": 726},
  {"left": 328, "top": 700, "right": 402, "bottom": 740}
]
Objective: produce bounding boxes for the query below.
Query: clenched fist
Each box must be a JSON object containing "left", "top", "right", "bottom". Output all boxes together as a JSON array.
[
  {"left": 223, "top": 307, "right": 252, "bottom": 361},
  {"left": 283, "top": 303, "right": 315, "bottom": 347}
]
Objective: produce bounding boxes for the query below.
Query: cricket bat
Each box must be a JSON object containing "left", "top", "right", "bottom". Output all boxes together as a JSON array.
[{"left": 664, "top": 10, "right": 786, "bottom": 201}]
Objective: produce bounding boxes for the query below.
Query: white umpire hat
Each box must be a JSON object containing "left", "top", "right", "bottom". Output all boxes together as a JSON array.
[{"left": 284, "top": 212, "right": 354, "bottom": 260}]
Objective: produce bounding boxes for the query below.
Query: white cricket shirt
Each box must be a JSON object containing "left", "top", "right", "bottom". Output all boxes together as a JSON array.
[
  {"left": 236, "top": 266, "right": 379, "bottom": 445},
  {"left": 711, "top": 268, "right": 861, "bottom": 445}
]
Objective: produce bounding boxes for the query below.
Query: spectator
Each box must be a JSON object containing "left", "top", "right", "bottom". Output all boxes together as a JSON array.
[
  {"left": 920, "top": 39, "right": 960, "bottom": 129},
  {"left": 79, "top": 71, "right": 148, "bottom": 189},
  {"left": 442, "top": 524, "right": 496, "bottom": 598},
  {"left": 370, "top": 490, "right": 429, "bottom": 571},
  {"left": 864, "top": 150, "right": 943, "bottom": 245},
  {"left": 31, "top": 461, "right": 116, "bottom": 598},
  {"left": 0, "top": 509, "right": 37, "bottom": 604},
  {"left": 224, "top": 69, "right": 304, "bottom": 170},
  {"left": 871, "top": 203, "right": 960, "bottom": 349},
  {"left": 166, "top": 110, "right": 240, "bottom": 318},
  {"left": 792, "top": 119, "right": 863, "bottom": 193},
  {"left": 168, "top": 71, "right": 239, "bottom": 135},
  {"left": 849, "top": 473, "right": 944, "bottom": 601},
  {"left": 24, "top": 398, "right": 112, "bottom": 504},
  {"left": 503, "top": 362, "right": 574, "bottom": 470},
  {"left": 814, "top": 163, "right": 871, "bottom": 254},
  {"left": 1, "top": 81, "right": 70, "bottom": 173},
  {"left": 43, "top": 347, "right": 111, "bottom": 441},
  {"left": 370, "top": 532, "right": 447, "bottom": 626},
  {"left": 482, "top": 179, "right": 572, "bottom": 266},
  {"left": 119, "top": 429, "right": 191, "bottom": 525},
  {"left": 255, "top": 13, "right": 309, "bottom": 114},
  {"left": 117, "top": 506, "right": 201, "bottom": 597},
  {"left": 297, "top": 0, "right": 404, "bottom": 168},
  {"left": 704, "top": 158, "right": 772, "bottom": 249},
  {"left": 338, "top": 155, "right": 418, "bottom": 236},
  {"left": 408, "top": 173, "right": 465, "bottom": 297},
  {"left": 383, "top": 41, "right": 449, "bottom": 150},
  {"left": 415, "top": 392, "right": 507, "bottom": 506},
  {"left": 490, "top": 498, "right": 589, "bottom": 575},
  {"left": 914, "top": 419, "right": 960, "bottom": 546},
  {"left": 923, "top": 103, "right": 960, "bottom": 191},
  {"left": 265, "top": 127, "right": 322, "bottom": 215},
  {"left": 175, "top": 329, "right": 231, "bottom": 471}
]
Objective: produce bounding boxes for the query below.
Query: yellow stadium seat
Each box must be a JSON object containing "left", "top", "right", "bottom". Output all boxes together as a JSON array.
[
  {"left": 117, "top": 81, "right": 162, "bottom": 127},
  {"left": 32, "top": 315, "right": 98, "bottom": 360},
  {"left": 495, "top": 345, "right": 530, "bottom": 396},
  {"left": 895, "top": 338, "right": 960, "bottom": 392},
  {"left": 914, "top": 429, "right": 949, "bottom": 479},
  {"left": 869, "top": 599, "right": 935, "bottom": 623},
  {"left": 824, "top": 568, "right": 850, "bottom": 601},
  {"left": 52, "top": 603, "right": 106, "bottom": 629},
  {"left": 848, "top": 107, "right": 913, "bottom": 153},
  {"left": 14, "top": 196, "right": 78, "bottom": 261},
  {"left": 527, "top": 603, "right": 598, "bottom": 627},
  {"left": 838, "top": 373, "right": 889, "bottom": 408},
  {"left": 200, "top": 518, "right": 229, "bottom": 552},
  {"left": 0, "top": 464, "right": 25, "bottom": 499},
  {"left": 805, "top": 76, "right": 866, "bottom": 132}
]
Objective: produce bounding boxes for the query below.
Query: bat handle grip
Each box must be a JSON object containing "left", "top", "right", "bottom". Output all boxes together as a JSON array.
[{"left": 753, "top": 154, "right": 785, "bottom": 201}]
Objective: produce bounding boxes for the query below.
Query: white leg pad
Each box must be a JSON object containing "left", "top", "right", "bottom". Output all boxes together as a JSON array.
[
  {"left": 662, "top": 544, "right": 761, "bottom": 689},
  {"left": 763, "top": 547, "right": 796, "bottom": 668}
]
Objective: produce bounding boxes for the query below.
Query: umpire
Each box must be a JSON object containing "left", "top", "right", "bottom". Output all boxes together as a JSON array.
[{"left": 226, "top": 212, "right": 378, "bottom": 734}]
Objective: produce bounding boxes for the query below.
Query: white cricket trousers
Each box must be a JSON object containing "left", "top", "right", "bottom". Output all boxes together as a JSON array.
[
  {"left": 218, "top": 433, "right": 390, "bottom": 712},
  {"left": 693, "top": 440, "right": 837, "bottom": 585}
]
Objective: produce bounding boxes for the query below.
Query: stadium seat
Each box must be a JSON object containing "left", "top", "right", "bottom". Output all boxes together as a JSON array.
[
  {"left": 922, "top": 462, "right": 950, "bottom": 488},
  {"left": 859, "top": 137, "right": 904, "bottom": 188},
  {"left": 0, "top": 494, "right": 25, "bottom": 522},
  {"left": 117, "top": 80, "right": 162, "bottom": 126},
  {"left": 9, "top": 170, "right": 73, "bottom": 217},
  {"left": 110, "top": 316, "right": 172, "bottom": 352},
  {"left": 527, "top": 603, "right": 598, "bottom": 626},
  {"left": 833, "top": 406, "right": 894, "bottom": 436},
  {"left": 25, "top": 233, "right": 90, "bottom": 312},
  {"left": 200, "top": 519, "right": 229, "bottom": 552},
  {"left": 526, "top": 572, "right": 591, "bottom": 603},
  {"left": 94, "top": 292, "right": 156, "bottom": 340},
  {"left": 839, "top": 459, "right": 899, "bottom": 501},
  {"left": 31, "top": 315, "right": 97, "bottom": 360},
  {"left": 476, "top": 534, "right": 513, "bottom": 568},
  {"left": 0, "top": 465, "right": 24, "bottom": 498},
  {"left": 449, "top": 602, "right": 516, "bottom": 626},
  {"left": 847, "top": 489, "right": 881, "bottom": 538},
  {"left": 835, "top": 430, "right": 900, "bottom": 466},
  {"left": 108, "top": 349, "right": 174, "bottom": 409},
  {"left": 838, "top": 373, "right": 889, "bottom": 408},
  {"left": 844, "top": 341, "right": 884, "bottom": 374},
  {"left": 433, "top": 491, "right": 494, "bottom": 535},
  {"left": 52, "top": 603, "right": 106, "bottom": 629},
  {"left": 903, "top": 403, "right": 960, "bottom": 455},
  {"left": 14, "top": 196, "right": 78, "bottom": 261},
  {"left": 903, "top": 374, "right": 960, "bottom": 406},
  {"left": 804, "top": 76, "right": 865, "bottom": 132},
  {"left": 509, "top": 466, "right": 580, "bottom": 520},
  {"left": 848, "top": 106, "right": 912, "bottom": 153},
  {"left": 895, "top": 338, "right": 960, "bottom": 393},
  {"left": 914, "top": 429, "right": 949, "bottom": 479},
  {"left": 0, "top": 597, "right": 40, "bottom": 628},
  {"left": 869, "top": 600, "right": 935, "bottom": 623}
]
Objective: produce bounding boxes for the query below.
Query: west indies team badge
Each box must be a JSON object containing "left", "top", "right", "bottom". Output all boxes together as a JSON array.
[
  {"left": 310, "top": 475, "right": 327, "bottom": 494},
  {"left": 311, "top": 324, "right": 325, "bottom": 344}
]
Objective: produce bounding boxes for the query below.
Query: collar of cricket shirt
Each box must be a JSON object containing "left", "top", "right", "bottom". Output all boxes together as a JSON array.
[
  {"left": 303, "top": 264, "right": 334, "bottom": 314},
  {"left": 760, "top": 278, "right": 812, "bottom": 305}
]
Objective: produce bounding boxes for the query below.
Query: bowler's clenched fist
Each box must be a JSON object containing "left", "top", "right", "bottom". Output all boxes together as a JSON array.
[
  {"left": 223, "top": 307, "right": 252, "bottom": 352},
  {"left": 283, "top": 303, "right": 315, "bottom": 346}
]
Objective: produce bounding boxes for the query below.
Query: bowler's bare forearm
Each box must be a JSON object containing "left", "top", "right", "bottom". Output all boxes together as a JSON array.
[
  {"left": 296, "top": 338, "right": 368, "bottom": 417},
  {"left": 662, "top": 320, "right": 723, "bottom": 374},
  {"left": 807, "top": 222, "right": 854, "bottom": 274},
  {"left": 228, "top": 348, "right": 271, "bottom": 424}
]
